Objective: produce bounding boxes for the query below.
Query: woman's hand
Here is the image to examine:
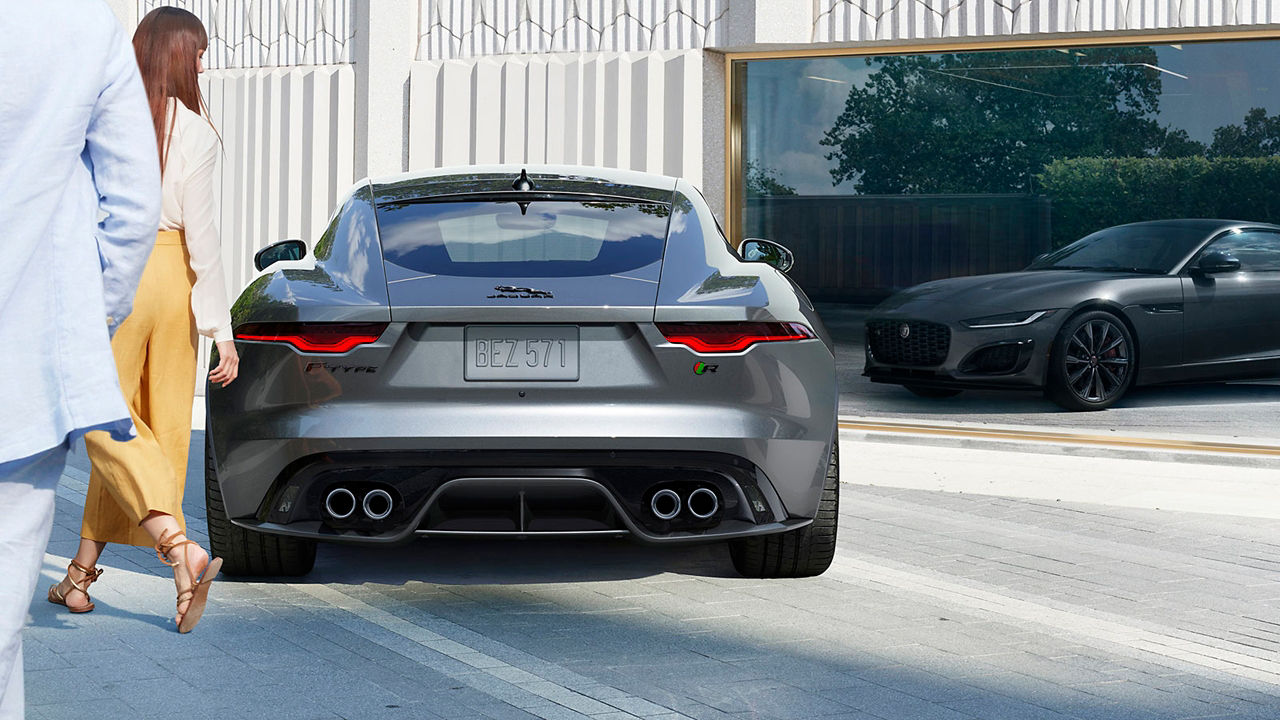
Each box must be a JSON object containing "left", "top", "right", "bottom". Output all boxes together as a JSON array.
[{"left": 209, "top": 340, "right": 240, "bottom": 387}]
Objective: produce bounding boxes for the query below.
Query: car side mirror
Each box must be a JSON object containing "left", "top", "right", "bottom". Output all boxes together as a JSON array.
[
  {"left": 254, "top": 239, "right": 307, "bottom": 271},
  {"left": 1196, "top": 250, "right": 1241, "bottom": 275},
  {"left": 740, "top": 238, "right": 795, "bottom": 274}
]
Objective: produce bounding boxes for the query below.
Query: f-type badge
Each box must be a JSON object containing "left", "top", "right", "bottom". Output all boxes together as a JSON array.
[
  {"left": 898, "top": 323, "right": 911, "bottom": 339},
  {"left": 487, "top": 285, "right": 554, "bottom": 299}
]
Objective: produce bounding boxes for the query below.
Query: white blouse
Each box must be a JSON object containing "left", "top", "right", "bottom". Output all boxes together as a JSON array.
[{"left": 159, "top": 98, "right": 233, "bottom": 343}]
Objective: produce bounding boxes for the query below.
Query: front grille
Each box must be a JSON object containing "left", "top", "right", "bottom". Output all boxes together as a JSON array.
[{"left": 866, "top": 320, "right": 950, "bottom": 367}]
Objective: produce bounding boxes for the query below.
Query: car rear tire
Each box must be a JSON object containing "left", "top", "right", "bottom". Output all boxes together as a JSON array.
[
  {"left": 729, "top": 442, "right": 839, "bottom": 578},
  {"left": 205, "top": 435, "right": 317, "bottom": 577},
  {"left": 1046, "top": 310, "right": 1135, "bottom": 412},
  {"left": 904, "top": 385, "right": 962, "bottom": 399}
]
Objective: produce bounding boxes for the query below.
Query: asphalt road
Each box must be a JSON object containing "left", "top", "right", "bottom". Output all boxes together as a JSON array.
[{"left": 820, "top": 304, "right": 1280, "bottom": 441}]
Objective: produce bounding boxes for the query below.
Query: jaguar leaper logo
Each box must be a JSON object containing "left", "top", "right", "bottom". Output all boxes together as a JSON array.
[
  {"left": 693, "top": 362, "right": 719, "bottom": 375},
  {"left": 487, "top": 285, "right": 554, "bottom": 299}
]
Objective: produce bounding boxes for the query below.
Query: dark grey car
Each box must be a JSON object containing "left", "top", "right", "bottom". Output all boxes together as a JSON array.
[
  {"left": 864, "top": 220, "right": 1280, "bottom": 410},
  {"left": 205, "top": 166, "right": 839, "bottom": 578}
]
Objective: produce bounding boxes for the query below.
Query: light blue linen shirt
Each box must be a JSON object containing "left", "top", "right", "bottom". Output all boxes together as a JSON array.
[{"left": 0, "top": 1, "right": 161, "bottom": 464}]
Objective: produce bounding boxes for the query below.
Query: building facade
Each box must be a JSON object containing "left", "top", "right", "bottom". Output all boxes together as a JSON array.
[{"left": 105, "top": 0, "right": 1280, "bottom": 313}]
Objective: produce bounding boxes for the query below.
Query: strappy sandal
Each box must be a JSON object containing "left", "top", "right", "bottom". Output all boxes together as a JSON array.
[
  {"left": 47, "top": 560, "right": 104, "bottom": 613},
  {"left": 155, "top": 530, "right": 223, "bottom": 634}
]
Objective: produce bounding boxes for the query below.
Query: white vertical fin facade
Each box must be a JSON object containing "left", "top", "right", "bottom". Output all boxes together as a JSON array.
[
  {"left": 812, "top": 0, "right": 1280, "bottom": 43},
  {"left": 408, "top": 51, "right": 704, "bottom": 187},
  {"left": 138, "top": 0, "right": 354, "bottom": 68},
  {"left": 417, "top": 0, "right": 729, "bottom": 60}
]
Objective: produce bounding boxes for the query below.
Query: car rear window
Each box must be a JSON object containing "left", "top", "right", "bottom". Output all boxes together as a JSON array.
[{"left": 376, "top": 200, "right": 671, "bottom": 278}]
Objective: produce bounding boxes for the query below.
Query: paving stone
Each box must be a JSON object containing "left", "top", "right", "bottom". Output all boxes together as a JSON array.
[
  {"left": 38, "top": 697, "right": 142, "bottom": 720},
  {"left": 819, "top": 683, "right": 979, "bottom": 720}
]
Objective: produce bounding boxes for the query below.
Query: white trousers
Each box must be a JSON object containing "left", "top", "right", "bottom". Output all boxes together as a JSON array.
[{"left": 0, "top": 443, "right": 66, "bottom": 720}]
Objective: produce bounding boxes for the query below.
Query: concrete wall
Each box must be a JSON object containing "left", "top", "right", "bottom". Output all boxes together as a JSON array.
[
  {"left": 137, "top": 0, "right": 353, "bottom": 67},
  {"left": 417, "top": 0, "right": 729, "bottom": 59},
  {"left": 813, "top": 0, "right": 1280, "bottom": 42}
]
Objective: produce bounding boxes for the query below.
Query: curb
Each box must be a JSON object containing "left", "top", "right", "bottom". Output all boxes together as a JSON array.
[{"left": 838, "top": 417, "right": 1280, "bottom": 469}]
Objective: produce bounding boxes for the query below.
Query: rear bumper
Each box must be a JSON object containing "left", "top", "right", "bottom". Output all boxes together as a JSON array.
[
  {"left": 213, "top": 446, "right": 818, "bottom": 545},
  {"left": 207, "top": 404, "right": 835, "bottom": 545}
]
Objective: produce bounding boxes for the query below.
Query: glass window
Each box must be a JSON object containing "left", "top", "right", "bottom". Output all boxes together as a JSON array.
[
  {"left": 1198, "top": 230, "right": 1280, "bottom": 271},
  {"left": 376, "top": 200, "right": 670, "bottom": 278},
  {"left": 738, "top": 39, "right": 1280, "bottom": 301}
]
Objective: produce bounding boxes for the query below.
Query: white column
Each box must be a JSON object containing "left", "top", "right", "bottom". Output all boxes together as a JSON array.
[
  {"left": 353, "top": 0, "right": 416, "bottom": 179},
  {"left": 701, "top": 50, "right": 726, "bottom": 226}
]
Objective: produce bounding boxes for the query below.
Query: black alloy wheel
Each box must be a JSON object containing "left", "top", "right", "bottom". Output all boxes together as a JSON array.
[{"left": 1046, "top": 310, "right": 1135, "bottom": 411}]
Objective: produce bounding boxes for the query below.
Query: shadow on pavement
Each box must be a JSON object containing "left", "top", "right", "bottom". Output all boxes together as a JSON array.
[
  {"left": 251, "top": 535, "right": 740, "bottom": 587},
  {"left": 28, "top": 556, "right": 178, "bottom": 632}
]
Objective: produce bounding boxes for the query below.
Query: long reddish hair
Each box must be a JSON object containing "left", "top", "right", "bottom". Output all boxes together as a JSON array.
[{"left": 132, "top": 7, "right": 215, "bottom": 174}]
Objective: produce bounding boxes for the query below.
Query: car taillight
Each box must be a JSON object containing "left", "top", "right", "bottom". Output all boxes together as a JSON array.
[
  {"left": 657, "top": 322, "right": 816, "bottom": 353},
  {"left": 234, "top": 323, "right": 388, "bottom": 353}
]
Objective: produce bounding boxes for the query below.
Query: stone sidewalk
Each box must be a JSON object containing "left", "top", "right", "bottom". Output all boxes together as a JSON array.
[{"left": 21, "top": 433, "right": 1280, "bottom": 720}]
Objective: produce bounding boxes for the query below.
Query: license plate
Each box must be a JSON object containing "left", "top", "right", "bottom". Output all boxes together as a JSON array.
[{"left": 464, "top": 326, "right": 579, "bottom": 381}]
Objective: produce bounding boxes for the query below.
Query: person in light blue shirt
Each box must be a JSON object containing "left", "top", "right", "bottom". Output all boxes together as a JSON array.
[{"left": 0, "top": 1, "right": 161, "bottom": 716}]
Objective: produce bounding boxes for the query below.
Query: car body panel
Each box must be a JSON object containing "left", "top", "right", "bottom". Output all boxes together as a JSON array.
[
  {"left": 1181, "top": 273, "right": 1280, "bottom": 369},
  {"left": 655, "top": 183, "right": 832, "bottom": 345},
  {"left": 231, "top": 184, "right": 392, "bottom": 324}
]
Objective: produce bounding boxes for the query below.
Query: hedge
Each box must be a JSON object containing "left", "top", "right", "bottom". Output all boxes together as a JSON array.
[{"left": 1036, "top": 156, "right": 1280, "bottom": 248}]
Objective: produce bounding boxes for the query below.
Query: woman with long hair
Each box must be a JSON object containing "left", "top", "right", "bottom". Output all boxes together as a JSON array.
[{"left": 46, "top": 7, "right": 239, "bottom": 633}]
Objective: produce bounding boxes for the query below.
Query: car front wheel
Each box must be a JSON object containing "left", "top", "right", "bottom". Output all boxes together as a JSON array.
[{"left": 1046, "top": 310, "right": 1135, "bottom": 411}]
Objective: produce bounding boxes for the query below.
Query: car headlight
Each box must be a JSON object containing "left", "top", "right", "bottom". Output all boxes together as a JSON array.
[{"left": 961, "top": 310, "right": 1056, "bottom": 328}]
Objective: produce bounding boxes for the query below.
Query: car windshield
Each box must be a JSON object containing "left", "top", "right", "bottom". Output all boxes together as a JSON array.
[
  {"left": 376, "top": 199, "right": 671, "bottom": 277},
  {"left": 1026, "top": 225, "right": 1210, "bottom": 274}
]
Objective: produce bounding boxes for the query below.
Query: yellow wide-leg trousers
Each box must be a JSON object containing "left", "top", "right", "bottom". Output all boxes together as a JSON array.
[{"left": 82, "top": 231, "right": 198, "bottom": 547}]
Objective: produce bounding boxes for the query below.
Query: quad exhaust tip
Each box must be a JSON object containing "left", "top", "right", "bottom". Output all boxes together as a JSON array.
[
  {"left": 325, "top": 487, "right": 394, "bottom": 520},
  {"left": 363, "top": 488, "right": 394, "bottom": 520},
  {"left": 324, "top": 487, "right": 357, "bottom": 519},
  {"left": 687, "top": 487, "right": 720, "bottom": 519},
  {"left": 650, "top": 488, "right": 681, "bottom": 520}
]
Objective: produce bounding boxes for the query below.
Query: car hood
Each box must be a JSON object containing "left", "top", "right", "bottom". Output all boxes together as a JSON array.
[{"left": 873, "top": 270, "right": 1149, "bottom": 319}]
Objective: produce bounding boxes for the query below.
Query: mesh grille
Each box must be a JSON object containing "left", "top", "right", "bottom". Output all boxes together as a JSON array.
[{"left": 866, "top": 320, "right": 950, "bottom": 367}]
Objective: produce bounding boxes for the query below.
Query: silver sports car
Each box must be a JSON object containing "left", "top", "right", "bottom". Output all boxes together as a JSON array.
[{"left": 205, "top": 165, "right": 839, "bottom": 578}]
